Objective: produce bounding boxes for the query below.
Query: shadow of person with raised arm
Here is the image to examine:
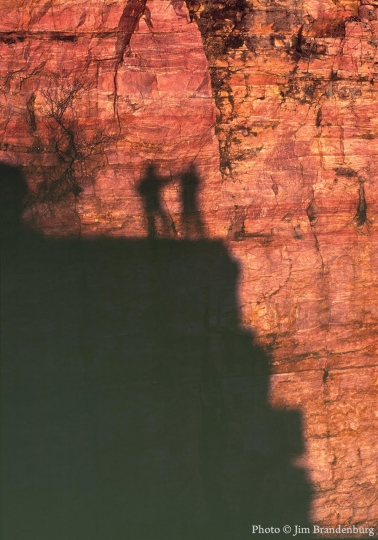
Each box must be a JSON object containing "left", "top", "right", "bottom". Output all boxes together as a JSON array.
[
  {"left": 138, "top": 163, "right": 173, "bottom": 238},
  {"left": 2, "top": 162, "right": 313, "bottom": 540},
  {"left": 180, "top": 162, "right": 205, "bottom": 238}
]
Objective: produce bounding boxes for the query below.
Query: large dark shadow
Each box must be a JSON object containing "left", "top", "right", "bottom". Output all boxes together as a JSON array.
[{"left": 1, "top": 163, "right": 312, "bottom": 540}]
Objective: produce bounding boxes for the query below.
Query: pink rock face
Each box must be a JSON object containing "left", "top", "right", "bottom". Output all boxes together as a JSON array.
[
  {"left": 1, "top": 0, "right": 378, "bottom": 531},
  {"left": 0, "top": 0, "right": 221, "bottom": 237},
  {"left": 185, "top": 0, "right": 378, "bottom": 528}
]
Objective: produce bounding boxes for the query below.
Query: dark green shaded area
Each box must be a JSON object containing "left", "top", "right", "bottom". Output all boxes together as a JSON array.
[{"left": 1, "top": 164, "right": 311, "bottom": 539}]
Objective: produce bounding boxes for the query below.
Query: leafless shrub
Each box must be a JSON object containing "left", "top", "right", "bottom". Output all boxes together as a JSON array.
[{"left": 33, "top": 72, "right": 116, "bottom": 206}]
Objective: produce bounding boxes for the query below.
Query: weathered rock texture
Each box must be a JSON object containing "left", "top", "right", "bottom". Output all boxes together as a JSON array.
[{"left": 1, "top": 0, "right": 378, "bottom": 533}]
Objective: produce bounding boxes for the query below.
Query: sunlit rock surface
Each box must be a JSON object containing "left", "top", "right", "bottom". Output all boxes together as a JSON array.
[
  {"left": 0, "top": 0, "right": 221, "bottom": 236},
  {"left": 1, "top": 0, "right": 378, "bottom": 532}
]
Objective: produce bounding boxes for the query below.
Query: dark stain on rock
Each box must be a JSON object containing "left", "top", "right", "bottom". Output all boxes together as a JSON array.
[
  {"left": 316, "top": 108, "right": 322, "bottom": 127},
  {"left": 355, "top": 181, "right": 368, "bottom": 227},
  {"left": 334, "top": 167, "right": 357, "bottom": 177}
]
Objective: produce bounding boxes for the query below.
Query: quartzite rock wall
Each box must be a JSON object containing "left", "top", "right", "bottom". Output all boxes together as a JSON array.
[{"left": 1, "top": 0, "right": 378, "bottom": 531}]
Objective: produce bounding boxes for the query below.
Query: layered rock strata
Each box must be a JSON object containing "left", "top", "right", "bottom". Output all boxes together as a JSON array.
[
  {"left": 1, "top": 0, "right": 378, "bottom": 532},
  {"left": 184, "top": 0, "right": 378, "bottom": 528}
]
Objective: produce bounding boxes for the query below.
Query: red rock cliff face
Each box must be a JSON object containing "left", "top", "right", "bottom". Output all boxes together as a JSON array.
[
  {"left": 0, "top": 0, "right": 221, "bottom": 237},
  {"left": 185, "top": 0, "right": 378, "bottom": 528},
  {"left": 1, "top": 0, "right": 378, "bottom": 530}
]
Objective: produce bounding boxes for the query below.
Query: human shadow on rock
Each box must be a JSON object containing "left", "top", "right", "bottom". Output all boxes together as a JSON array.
[
  {"left": 180, "top": 163, "right": 205, "bottom": 237},
  {"left": 137, "top": 163, "right": 174, "bottom": 238},
  {"left": 1, "top": 163, "right": 312, "bottom": 540}
]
